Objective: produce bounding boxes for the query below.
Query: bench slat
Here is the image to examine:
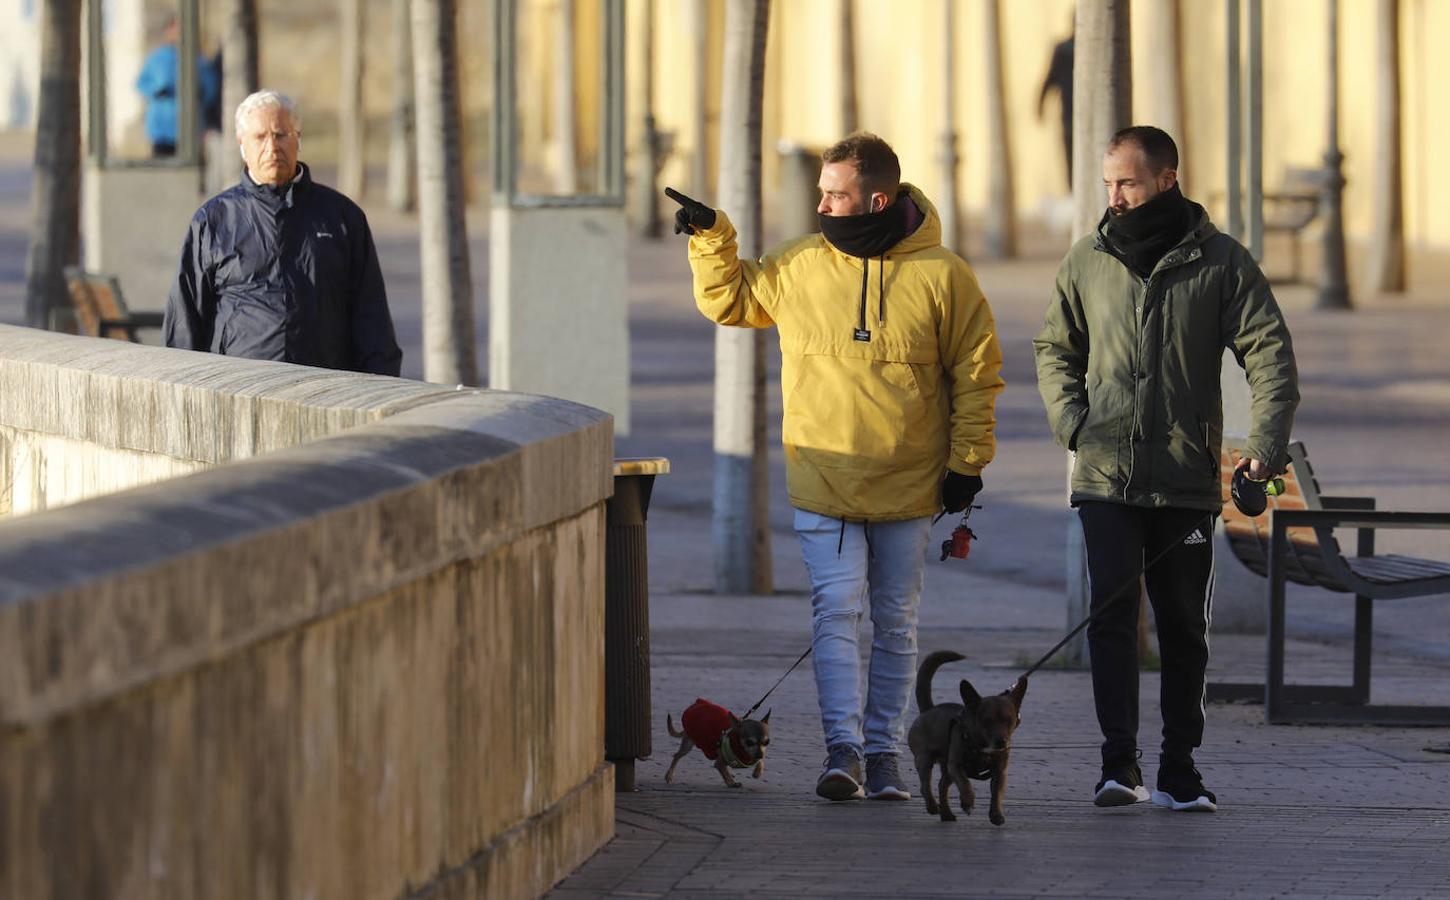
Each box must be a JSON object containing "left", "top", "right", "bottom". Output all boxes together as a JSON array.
[{"left": 1348, "top": 554, "right": 1450, "bottom": 585}]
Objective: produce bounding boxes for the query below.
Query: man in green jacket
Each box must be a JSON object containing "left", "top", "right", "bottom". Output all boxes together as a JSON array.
[{"left": 1033, "top": 126, "right": 1298, "bottom": 812}]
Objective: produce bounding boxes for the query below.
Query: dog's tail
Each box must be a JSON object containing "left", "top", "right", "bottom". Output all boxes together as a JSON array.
[
  {"left": 915, "top": 650, "right": 967, "bottom": 712},
  {"left": 667, "top": 713, "right": 684, "bottom": 738}
]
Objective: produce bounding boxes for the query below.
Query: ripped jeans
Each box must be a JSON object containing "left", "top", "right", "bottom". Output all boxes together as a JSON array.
[{"left": 794, "top": 509, "right": 934, "bottom": 757}]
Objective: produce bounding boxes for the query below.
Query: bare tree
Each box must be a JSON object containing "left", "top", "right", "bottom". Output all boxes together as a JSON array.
[
  {"left": 982, "top": 0, "right": 1017, "bottom": 259},
  {"left": 387, "top": 0, "right": 417, "bottom": 211},
  {"left": 687, "top": 0, "right": 710, "bottom": 197},
  {"left": 1065, "top": 0, "right": 1132, "bottom": 665},
  {"left": 553, "top": 0, "right": 578, "bottom": 193},
  {"left": 631, "top": 0, "right": 662, "bottom": 237},
  {"left": 412, "top": 0, "right": 477, "bottom": 384},
  {"left": 338, "top": 0, "right": 366, "bottom": 200},
  {"left": 1366, "top": 0, "right": 1405, "bottom": 294},
  {"left": 937, "top": 0, "right": 959, "bottom": 255},
  {"left": 219, "top": 0, "right": 259, "bottom": 182},
  {"left": 24, "top": 0, "right": 82, "bottom": 329},
  {"left": 713, "top": 0, "right": 772, "bottom": 595},
  {"left": 1144, "top": 0, "right": 1184, "bottom": 178},
  {"left": 840, "top": 0, "right": 858, "bottom": 134}
]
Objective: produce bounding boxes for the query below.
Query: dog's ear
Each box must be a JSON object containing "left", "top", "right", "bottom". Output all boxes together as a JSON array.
[
  {"left": 760, "top": 708, "right": 771, "bottom": 724},
  {"left": 728, "top": 710, "right": 742, "bottom": 727},
  {"left": 1008, "top": 676, "right": 1028, "bottom": 710},
  {"left": 959, "top": 679, "right": 983, "bottom": 710}
]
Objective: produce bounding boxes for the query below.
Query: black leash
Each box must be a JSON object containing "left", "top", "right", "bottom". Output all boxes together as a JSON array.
[
  {"left": 1017, "top": 512, "right": 1216, "bottom": 681},
  {"left": 739, "top": 646, "right": 813, "bottom": 721}
]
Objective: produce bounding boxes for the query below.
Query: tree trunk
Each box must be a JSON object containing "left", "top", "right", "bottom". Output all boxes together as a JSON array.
[
  {"left": 219, "top": 0, "right": 259, "bottom": 170},
  {"left": 24, "top": 0, "right": 82, "bottom": 329},
  {"left": 840, "top": 0, "right": 858, "bottom": 134},
  {"left": 387, "top": 0, "right": 417, "bottom": 212},
  {"left": 338, "top": 0, "right": 366, "bottom": 200},
  {"left": 687, "top": 0, "right": 710, "bottom": 197},
  {"left": 937, "top": 0, "right": 959, "bottom": 255},
  {"left": 1366, "top": 0, "right": 1404, "bottom": 294},
  {"left": 982, "top": 0, "right": 1017, "bottom": 259},
  {"left": 553, "top": 0, "right": 578, "bottom": 193},
  {"left": 412, "top": 0, "right": 477, "bottom": 384},
  {"left": 1145, "top": 0, "right": 1184, "bottom": 175},
  {"left": 713, "top": 0, "right": 772, "bottom": 596},
  {"left": 1066, "top": 0, "right": 1132, "bottom": 666},
  {"left": 631, "top": 0, "right": 662, "bottom": 237}
]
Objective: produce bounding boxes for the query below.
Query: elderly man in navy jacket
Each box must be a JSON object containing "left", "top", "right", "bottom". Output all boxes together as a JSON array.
[{"left": 164, "top": 90, "right": 402, "bottom": 376}]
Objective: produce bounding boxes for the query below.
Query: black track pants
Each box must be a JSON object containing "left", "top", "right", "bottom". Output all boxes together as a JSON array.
[{"left": 1077, "top": 502, "right": 1216, "bottom": 767}]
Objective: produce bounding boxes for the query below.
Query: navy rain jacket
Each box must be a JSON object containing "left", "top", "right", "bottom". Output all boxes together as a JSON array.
[{"left": 164, "top": 162, "right": 403, "bottom": 376}]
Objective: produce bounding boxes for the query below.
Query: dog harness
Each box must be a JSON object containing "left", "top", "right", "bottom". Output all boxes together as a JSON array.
[{"left": 680, "top": 698, "right": 757, "bottom": 769}]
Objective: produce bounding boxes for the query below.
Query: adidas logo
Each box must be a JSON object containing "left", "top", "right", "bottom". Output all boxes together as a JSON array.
[{"left": 1183, "top": 529, "right": 1207, "bottom": 546}]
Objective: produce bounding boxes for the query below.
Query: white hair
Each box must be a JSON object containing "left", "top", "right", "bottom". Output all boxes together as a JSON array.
[{"left": 234, "top": 90, "right": 301, "bottom": 136}]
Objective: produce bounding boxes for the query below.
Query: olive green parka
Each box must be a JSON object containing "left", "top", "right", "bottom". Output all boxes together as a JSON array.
[{"left": 1033, "top": 202, "right": 1298, "bottom": 512}]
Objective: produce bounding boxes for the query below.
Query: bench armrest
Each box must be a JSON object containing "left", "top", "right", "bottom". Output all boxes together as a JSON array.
[{"left": 1318, "top": 496, "right": 1375, "bottom": 510}]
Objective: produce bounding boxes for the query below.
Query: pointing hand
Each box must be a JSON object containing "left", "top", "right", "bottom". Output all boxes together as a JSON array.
[{"left": 664, "top": 186, "right": 718, "bottom": 235}]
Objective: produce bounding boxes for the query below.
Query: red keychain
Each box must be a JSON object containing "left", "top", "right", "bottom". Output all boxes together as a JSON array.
[{"left": 940, "top": 504, "right": 981, "bottom": 562}]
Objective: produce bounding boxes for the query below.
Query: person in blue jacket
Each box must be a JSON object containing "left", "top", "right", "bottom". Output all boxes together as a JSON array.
[
  {"left": 136, "top": 16, "right": 220, "bottom": 157},
  {"left": 163, "top": 90, "right": 403, "bottom": 376}
]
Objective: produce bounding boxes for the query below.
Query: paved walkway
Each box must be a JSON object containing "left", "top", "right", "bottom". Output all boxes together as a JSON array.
[
  {"left": 562, "top": 232, "right": 1450, "bottom": 897},
  {"left": 2, "top": 144, "right": 1448, "bottom": 897}
]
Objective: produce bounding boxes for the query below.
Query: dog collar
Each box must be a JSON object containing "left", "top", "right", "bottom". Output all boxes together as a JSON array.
[{"left": 717, "top": 731, "right": 756, "bottom": 769}]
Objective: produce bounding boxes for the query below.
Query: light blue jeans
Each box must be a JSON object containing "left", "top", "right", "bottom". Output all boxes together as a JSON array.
[{"left": 795, "top": 509, "right": 934, "bottom": 757}]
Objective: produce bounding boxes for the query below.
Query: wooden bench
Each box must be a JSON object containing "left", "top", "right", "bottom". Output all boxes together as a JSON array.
[
  {"left": 59, "top": 268, "right": 165, "bottom": 342},
  {"left": 1208, "top": 440, "right": 1450, "bottom": 724},
  {"left": 1262, "top": 166, "right": 1327, "bottom": 284}
]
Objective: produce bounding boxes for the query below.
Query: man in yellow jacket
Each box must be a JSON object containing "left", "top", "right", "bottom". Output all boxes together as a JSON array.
[{"left": 668, "top": 133, "right": 1004, "bottom": 801}]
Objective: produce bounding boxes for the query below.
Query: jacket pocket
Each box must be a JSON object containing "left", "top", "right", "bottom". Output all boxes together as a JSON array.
[{"left": 1196, "top": 416, "right": 1217, "bottom": 477}]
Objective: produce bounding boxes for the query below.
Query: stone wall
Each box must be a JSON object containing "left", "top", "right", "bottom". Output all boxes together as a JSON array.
[{"left": 0, "top": 326, "right": 615, "bottom": 899}]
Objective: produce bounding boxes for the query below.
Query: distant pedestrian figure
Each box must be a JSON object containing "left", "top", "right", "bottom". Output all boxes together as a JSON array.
[
  {"left": 1033, "top": 126, "right": 1299, "bottom": 813},
  {"left": 135, "top": 16, "right": 219, "bottom": 158},
  {"left": 1037, "top": 33, "right": 1074, "bottom": 188},
  {"left": 164, "top": 91, "right": 402, "bottom": 375}
]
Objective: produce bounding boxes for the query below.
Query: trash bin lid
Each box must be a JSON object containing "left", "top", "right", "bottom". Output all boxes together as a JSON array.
[{"left": 613, "top": 457, "right": 670, "bottom": 476}]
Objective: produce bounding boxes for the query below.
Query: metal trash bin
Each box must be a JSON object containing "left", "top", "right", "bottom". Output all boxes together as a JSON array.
[{"left": 605, "top": 457, "right": 669, "bottom": 791}]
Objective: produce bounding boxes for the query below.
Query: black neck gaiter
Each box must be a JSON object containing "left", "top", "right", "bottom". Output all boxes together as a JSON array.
[
  {"left": 1100, "top": 183, "right": 1194, "bottom": 279},
  {"left": 819, "top": 190, "right": 916, "bottom": 258}
]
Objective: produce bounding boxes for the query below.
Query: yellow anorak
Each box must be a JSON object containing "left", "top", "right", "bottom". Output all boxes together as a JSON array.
[{"left": 688, "top": 185, "right": 1003, "bottom": 521}]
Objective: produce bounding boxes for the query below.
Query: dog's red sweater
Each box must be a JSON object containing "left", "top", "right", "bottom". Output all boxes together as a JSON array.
[{"left": 680, "top": 698, "right": 734, "bottom": 761}]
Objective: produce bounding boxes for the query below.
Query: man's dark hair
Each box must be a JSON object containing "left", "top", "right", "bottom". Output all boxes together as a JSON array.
[
  {"left": 822, "top": 132, "right": 901, "bottom": 197},
  {"left": 1108, "top": 125, "right": 1179, "bottom": 173}
]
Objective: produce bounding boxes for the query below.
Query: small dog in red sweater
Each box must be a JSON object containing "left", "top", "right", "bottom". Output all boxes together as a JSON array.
[{"left": 664, "top": 698, "right": 771, "bottom": 788}]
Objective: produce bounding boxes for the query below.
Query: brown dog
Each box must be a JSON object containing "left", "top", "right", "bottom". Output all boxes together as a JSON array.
[
  {"left": 906, "top": 650, "right": 1027, "bottom": 826},
  {"left": 664, "top": 698, "right": 770, "bottom": 788}
]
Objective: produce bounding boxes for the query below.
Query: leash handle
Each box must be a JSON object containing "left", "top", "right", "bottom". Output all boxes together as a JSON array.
[
  {"left": 740, "top": 646, "right": 813, "bottom": 721},
  {"left": 1019, "top": 512, "right": 1215, "bottom": 680}
]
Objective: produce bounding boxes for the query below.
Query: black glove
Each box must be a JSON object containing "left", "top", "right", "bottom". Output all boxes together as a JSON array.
[
  {"left": 941, "top": 472, "right": 982, "bottom": 514},
  {"left": 664, "top": 186, "right": 717, "bottom": 235}
]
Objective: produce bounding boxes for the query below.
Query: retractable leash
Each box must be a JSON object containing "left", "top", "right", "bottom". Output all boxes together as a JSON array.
[{"left": 1017, "top": 469, "right": 1287, "bottom": 682}]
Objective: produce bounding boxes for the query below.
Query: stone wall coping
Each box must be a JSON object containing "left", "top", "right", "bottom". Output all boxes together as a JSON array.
[{"left": 0, "top": 330, "right": 614, "bottom": 727}]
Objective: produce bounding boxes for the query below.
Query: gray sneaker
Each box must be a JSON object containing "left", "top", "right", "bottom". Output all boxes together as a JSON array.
[
  {"left": 865, "top": 752, "right": 911, "bottom": 800},
  {"left": 816, "top": 744, "right": 864, "bottom": 801}
]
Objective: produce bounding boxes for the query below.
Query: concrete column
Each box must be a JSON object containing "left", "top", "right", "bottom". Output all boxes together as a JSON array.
[
  {"left": 1366, "top": 0, "right": 1406, "bottom": 295},
  {"left": 489, "top": 206, "right": 630, "bottom": 433},
  {"left": 553, "top": 0, "right": 579, "bottom": 193}
]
